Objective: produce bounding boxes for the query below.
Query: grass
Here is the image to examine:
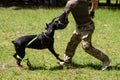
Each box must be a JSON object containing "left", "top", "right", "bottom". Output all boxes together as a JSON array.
[
  {"left": 0, "top": 7, "right": 120, "bottom": 80},
  {"left": 99, "top": 0, "right": 118, "bottom": 4}
]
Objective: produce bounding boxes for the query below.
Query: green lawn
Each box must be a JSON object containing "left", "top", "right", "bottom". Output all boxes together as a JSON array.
[
  {"left": 0, "top": 7, "right": 120, "bottom": 80},
  {"left": 99, "top": 0, "right": 118, "bottom": 4}
]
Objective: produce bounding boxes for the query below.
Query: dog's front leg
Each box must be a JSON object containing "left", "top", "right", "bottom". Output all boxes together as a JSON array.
[{"left": 48, "top": 47, "right": 64, "bottom": 61}]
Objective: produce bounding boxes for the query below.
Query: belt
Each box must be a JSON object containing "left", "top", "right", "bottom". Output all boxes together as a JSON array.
[{"left": 78, "top": 21, "right": 94, "bottom": 29}]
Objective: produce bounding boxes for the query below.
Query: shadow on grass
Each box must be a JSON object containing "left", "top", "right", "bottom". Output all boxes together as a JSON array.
[
  {"left": 26, "top": 59, "right": 120, "bottom": 71},
  {"left": 80, "top": 63, "right": 120, "bottom": 71},
  {"left": 49, "top": 63, "right": 101, "bottom": 71},
  {"left": 50, "top": 63, "right": 120, "bottom": 71}
]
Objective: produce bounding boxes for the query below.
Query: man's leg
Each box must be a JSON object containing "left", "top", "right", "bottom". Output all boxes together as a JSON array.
[
  {"left": 59, "top": 29, "right": 81, "bottom": 66},
  {"left": 80, "top": 24, "right": 110, "bottom": 70}
]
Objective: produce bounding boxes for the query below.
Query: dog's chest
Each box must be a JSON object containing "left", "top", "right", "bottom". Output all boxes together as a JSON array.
[{"left": 38, "top": 33, "right": 54, "bottom": 47}]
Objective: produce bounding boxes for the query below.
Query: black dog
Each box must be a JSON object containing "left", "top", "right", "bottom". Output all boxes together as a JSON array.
[
  {"left": 12, "top": 22, "right": 64, "bottom": 68},
  {"left": 12, "top": 11, "right": 68, "bottom": 68}
]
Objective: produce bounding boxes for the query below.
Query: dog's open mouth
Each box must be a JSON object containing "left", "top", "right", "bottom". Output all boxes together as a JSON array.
[{"left": 51, "top": 12, "right": 69, "bottom": 30}]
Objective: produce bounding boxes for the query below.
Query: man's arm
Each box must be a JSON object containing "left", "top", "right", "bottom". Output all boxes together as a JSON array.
[
  {"left": 91, "top": 0, "right": 98, "bottom": 11},
  {"left": 90, "top": 0, "right": 98, "bottom": 18}
]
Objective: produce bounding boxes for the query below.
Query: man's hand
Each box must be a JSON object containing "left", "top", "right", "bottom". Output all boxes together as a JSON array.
[
  {"left": 89, "top": 11, "right": 95, "bottom": 18},
  {"left": 90, "top": 0, "right": 98, "bottom": 18}
]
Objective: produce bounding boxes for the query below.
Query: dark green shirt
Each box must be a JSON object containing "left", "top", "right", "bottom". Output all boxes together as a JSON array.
[{"left": 65, "top": 0, "right": 92, "bottom": 25}]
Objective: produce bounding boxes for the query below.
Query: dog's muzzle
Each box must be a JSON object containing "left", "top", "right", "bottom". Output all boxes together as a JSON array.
[{"left": 54, "top": 17, "right": 69, "bottom": 30}]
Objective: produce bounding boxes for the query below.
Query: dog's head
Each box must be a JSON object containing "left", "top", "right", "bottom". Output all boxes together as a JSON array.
[
  {"left": 52, "top": 11, "right": 69, "bottom": 30},
  {"left": 45, "top": 12, "right": 69, "bottom": 30},
  {"left": 45, "top": 22, "right": 57, "bottom": 30}
]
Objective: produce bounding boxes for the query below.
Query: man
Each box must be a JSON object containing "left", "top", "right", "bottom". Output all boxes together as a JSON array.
[{"left": 59, "top": 0, "right": 111, "bottom": 70}]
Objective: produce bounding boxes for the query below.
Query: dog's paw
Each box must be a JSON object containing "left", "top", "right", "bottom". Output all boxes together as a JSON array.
[{"left": 18, "top": 65, "right": 24, "bottom": 70}]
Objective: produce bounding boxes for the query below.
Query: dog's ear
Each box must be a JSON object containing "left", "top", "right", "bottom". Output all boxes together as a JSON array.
[{"left": 45, "top": 23, "right": 49, "bottom": 30}]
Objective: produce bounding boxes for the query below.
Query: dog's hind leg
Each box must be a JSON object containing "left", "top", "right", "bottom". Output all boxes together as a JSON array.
[
  {"left": 13, "top": 53, "right": 22, "bottom": 68},
  {"left": 48, "top": 47, "right": 64, "bottom": 61},
  {"left": 13, "top": 46, "right": 26, "bottom": 68}
]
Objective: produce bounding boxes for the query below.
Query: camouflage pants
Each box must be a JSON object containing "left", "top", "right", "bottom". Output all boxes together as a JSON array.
[{"left": 64, "top": 21, "right": 109, "bottom": 63}]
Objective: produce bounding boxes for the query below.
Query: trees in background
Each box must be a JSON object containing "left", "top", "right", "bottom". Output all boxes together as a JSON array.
[{"left": 0, "top": 0, "right": 119, "bottom": 7}]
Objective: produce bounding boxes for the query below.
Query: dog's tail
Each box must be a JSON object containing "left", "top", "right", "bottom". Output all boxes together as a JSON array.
[
  {"left": 12, "top": 40, "right": 15, "bottom": 44},
  {"left": 12, "top": 40, "right": 14, "bottom": 43},
  {"left": 11, "top": 40, "right": 18, "bottom": 46}
]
